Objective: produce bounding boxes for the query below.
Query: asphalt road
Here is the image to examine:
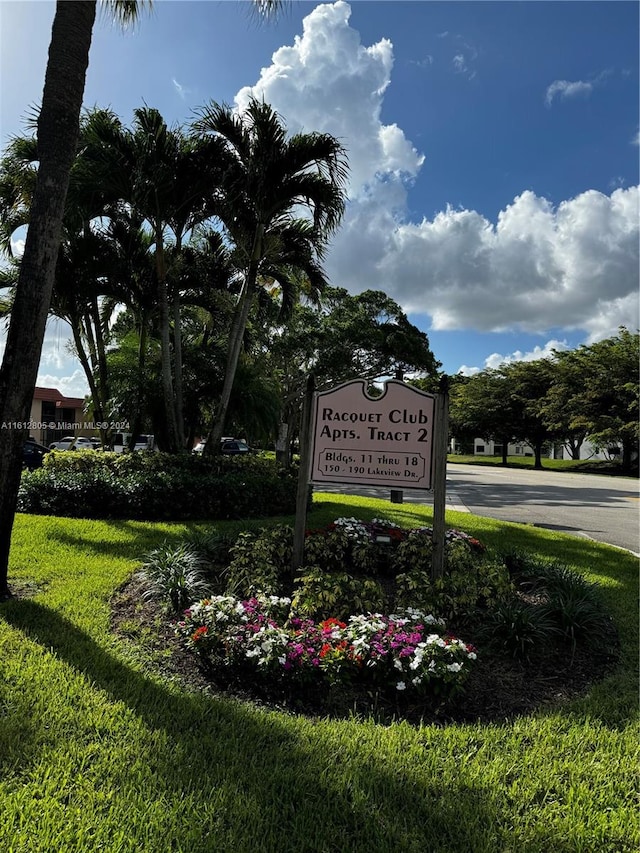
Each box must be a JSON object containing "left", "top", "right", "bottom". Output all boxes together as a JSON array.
[{"left": 316, "top": 463, "right": 640, "bottom": 554}]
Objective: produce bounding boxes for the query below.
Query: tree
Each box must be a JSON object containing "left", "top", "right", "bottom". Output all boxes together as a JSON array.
[
  {"left": 550, "top": 329, "right": 639, "bottom": 471},
  {"left": 0, "top": 1, "right": 149, "bottom": 600},
  {"left": 540, "top": 348, "right": 591, "bottom": 460},
  {"left": 193, "top": 99, "right": 349, "bottom": 451},
  {"left": 0, "top": 0, "right": 289, "bottom": 597},
  {"left": 266, "top": 287, "right": 439, "bottom": 466},
  {"left": 76, "top": 107, "right": 215, "bottom": 451},
  {"left": 498, "top": 360, "right": 556, "bottom": 470},
  {"left": 449, "top": 370, "right": 517, "bottom": 465}
]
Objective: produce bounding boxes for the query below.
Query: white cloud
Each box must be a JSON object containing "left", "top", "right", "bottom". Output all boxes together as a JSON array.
[
  {"left": 451, "top": 39, "right": 478, "bottom": 80},
  {"left": 234, "top": 0, "right": 423, "bottom": 197},
  {"left": 632, "top": 129, "right": 640, "bottom": 146},
  {"left": 458, "top": 340, "right": 571, "bottom": 376},
  {"left": 36, "top": 369, "right": 89, "bottom": 399},
  {"left": 545, "top": 78, "right": 593, "bottom": 107},
  {"left": 10, "top": 236, "right": 24, "bottom": 258},
  {"left": 172, "top": 77, "right": 188, "bottom": 100},
  {"left": 409, "top": 56, "right": 433, "bottom": 69},
  {"left": 331, "top": 186, "right": 639, "bottom": 338},
  {"left": 452, "top": 54, "right": 466, "bottom": 73},
  {"left": 234, "top": 3, "right": 639, "bottom": 347}
]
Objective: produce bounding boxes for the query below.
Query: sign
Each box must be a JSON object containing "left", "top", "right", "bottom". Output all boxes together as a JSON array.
[{"left": 310, "top": 379, "right": 435, "bottom": 490}]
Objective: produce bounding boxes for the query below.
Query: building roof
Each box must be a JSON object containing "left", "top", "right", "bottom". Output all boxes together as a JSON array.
[{"left": 34, "top": 387, "right": 86, "bottom": 408}]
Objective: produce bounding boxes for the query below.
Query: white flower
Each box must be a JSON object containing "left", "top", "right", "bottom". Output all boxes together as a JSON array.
[
  {"left": 396, "top": 681, "right": 406, "bottom": 690},
  {"left": 468, "top": 652, "right": 477, "bottom": 660},
  {"left": 447, "top": 662, "right": 462, "bottom": 673}
]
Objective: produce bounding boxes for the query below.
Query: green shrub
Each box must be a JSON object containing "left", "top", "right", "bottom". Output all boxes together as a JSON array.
[
  {"left": 291, "top": 570, "right": 387, "bottom": 621},
  {"left": 477, "top": 598, "right": 559, "bottom": 661},
  {"left": 19, "top": 452, "right": 298, "bottom": 521},
  {"left": 183, "top": 529, "right": 235, "bottom": 566},
  {"left": 225, "top": 526, "right": 294, "bottom": 597},
  {"left": 395, "top": 543, "right": 513, "bottom": 621},
  {"left": 478, "top": 556, "right": 613, "bottom": 658},
  {"left": 137, "top": 543, "right": 212, "bottom": 611},
  {"left": 392, "top": 529, "right": 434, "bottom": 574},
  {"left": 201, "top": 520, "right": 513, "bottom": 623},
  {"left": 543, "top": 590, "right": 613, "bottom": 651}
]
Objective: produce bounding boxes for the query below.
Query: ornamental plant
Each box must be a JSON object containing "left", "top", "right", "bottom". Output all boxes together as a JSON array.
[{"left": 174, "top": 594, "right": 477, "bottom": 699}]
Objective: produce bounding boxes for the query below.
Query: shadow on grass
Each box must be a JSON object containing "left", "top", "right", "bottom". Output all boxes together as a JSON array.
[
  {"left": 44, "top": 517, "right": 284, "bottom": 562},
  {"left": 1, "top": 597, "right": 502, "bottom": 852}
]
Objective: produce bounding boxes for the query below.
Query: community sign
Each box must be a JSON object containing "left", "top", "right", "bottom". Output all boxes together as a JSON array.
[{"left": 310, "top": 380, "right": 436, "bottom": 490}]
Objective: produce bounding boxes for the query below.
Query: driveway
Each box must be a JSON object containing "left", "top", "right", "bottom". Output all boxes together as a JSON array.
[{"left": 316, "top": 463, "right": 640, "bottom": 554}]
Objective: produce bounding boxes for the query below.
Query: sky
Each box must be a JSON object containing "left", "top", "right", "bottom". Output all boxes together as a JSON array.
[{"left": 0, "top": 0, "right": 638, "bottom": 397}]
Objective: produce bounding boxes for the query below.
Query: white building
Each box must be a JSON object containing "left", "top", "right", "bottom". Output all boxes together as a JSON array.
[{"left": 450, "top": 437, "right": 616, "bottom": 461}]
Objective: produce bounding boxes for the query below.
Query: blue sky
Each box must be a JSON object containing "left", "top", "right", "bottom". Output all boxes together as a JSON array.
[{"left": 1, "top": 0, "right": 638, "bottom": 395}]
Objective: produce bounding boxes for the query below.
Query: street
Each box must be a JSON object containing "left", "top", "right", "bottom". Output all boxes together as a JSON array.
[{"left": 316, "top": 463, "right": 640, "bottom": 554}]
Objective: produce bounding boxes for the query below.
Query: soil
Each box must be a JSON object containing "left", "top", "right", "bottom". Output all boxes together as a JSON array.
[{"left": 109, "top": 578, "right": 620, "bottom": 726}]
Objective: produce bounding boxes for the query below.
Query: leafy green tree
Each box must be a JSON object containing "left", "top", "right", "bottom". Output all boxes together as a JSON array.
[
  {"left": 540, "top": 349, "right": 591, "bottom": 460},
  {"left": 0, "top": 0, "right": 286, "bottom": 597},
  {"left": 266, "top": 287, "right": 439, "bottom": 466},
  {"left": 549, "top": 328, "right": 639, "bottom": 470},
  {"left": 498, "top": 359, "right": 556, "bottom": 469},
  {"left": 449, "top": 370, "right": 518, "bottom": 465}
]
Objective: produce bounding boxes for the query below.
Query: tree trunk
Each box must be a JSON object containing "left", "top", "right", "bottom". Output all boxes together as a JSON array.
[
  {"left": 275, "top": 421, "right": 290, "bottom": 467},
  {"left": 565, "top": 436, "right": 584, "bottom": 461},
  {"left": 154, "top": 223, "right": 179, "bottom": 452},
  {"left": 70, "top": 314, "right": 107, "bottom": 445},
  {"left": 533, "top": 440, "right": 544, "bottom": 470},
  {"left": 209, "top": 224, "right": 265, "bottom": 452},
  {"left": 0, "top": 1, "right": 96, "bottom": 599},
  {"left": 172, "top": 289, "right": 186, "bottom": 449},
  {"left": 128, "top": 316, "right": 148, "bottom": 449},
  {"left": 501, "top": 435, "right": 509, "bottom": 466},
  {"left": 90, "top": 296, "right": 110, "bottom": 420}
]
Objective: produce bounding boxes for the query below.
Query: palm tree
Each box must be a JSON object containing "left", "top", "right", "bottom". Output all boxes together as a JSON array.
[
  {"left": 77, "top": 107, "right": 226, "bottom": 451},
  {"left": 0, "top": 0, "right": 286, "bottom": 597},
  {"left": 193, "top": 99, "right": 349, "bottom": 450},
  {"left": 0, "top": 0, "right": 148, "bottom": 600},
  {"left": 0, "top": 116, "right": 157, "bottom": 449}
]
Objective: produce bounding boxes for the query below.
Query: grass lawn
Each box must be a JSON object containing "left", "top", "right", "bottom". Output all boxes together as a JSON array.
[
  {"left": 448, "top": 454, "right": 636, "bottom": 476},
  {"left": 0, "top": 496, "right": 637, "bottom": 853}
]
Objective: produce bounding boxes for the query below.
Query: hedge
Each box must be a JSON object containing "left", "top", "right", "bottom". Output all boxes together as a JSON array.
[{"left": 18, "top": 451, "right": 299, "bottom": 521}]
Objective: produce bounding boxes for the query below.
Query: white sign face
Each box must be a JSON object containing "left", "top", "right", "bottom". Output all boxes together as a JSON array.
[{"left": 310, "top": 380, "right": 435, "bottom": 490}]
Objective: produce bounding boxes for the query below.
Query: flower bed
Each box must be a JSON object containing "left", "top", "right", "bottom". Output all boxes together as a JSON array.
[
  {"left": 175, "top": 594, "right": 477, "bottom": 699},
  {"left": 321, "top": 516, "right": 486, "bottom": 552}
]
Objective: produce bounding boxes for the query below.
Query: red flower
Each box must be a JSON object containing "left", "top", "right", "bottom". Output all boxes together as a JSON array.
[{"left": 191, "top": 626, "right": 208, "bottom": 642}]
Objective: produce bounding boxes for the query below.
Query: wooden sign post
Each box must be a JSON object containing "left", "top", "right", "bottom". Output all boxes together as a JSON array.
[
  {"left": 292, "top": 375, "right": 449, "bottom": 578},
  {"left": 291, "top": 375, "right": 315, "bottom": 571},
  {"left": 431, "top": 376, "right": 449, "bottom": 580}
]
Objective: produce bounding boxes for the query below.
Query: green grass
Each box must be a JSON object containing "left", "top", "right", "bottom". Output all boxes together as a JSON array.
[
  {"left": 0, "top": 499, "right": 637, "bottom": 853},
  {"left": 448, "top": 454, "right": 636, "bottom": 475}
]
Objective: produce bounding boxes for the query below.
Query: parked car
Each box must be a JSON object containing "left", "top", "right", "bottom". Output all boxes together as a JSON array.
[
  {"left": 111, "top": 433, "right": 155, "bottom": 453},
  {"left": 23, "top": 438, "right": 50, "bottom": 470},
  {"left": 49, "top": 435, "right": 96, "bottom": 451},
  {"left": 192, "top": 439, "right": 251, "bottom": 455},
  {"left": 221, "top": 440, "right": 251, "bottom": 455},
  {"left": 49, "top": 435, "right": 76, "bottom": 451}
]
